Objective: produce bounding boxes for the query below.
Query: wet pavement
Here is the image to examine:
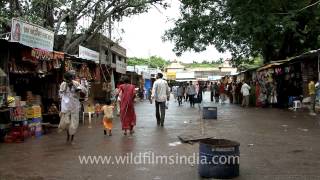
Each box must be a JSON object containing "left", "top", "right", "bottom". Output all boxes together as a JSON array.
[{"left": 1, "top": 92, "right": 320, "bottom": 180}]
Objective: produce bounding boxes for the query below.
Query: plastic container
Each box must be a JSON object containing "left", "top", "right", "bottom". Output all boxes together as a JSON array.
[
  {"left": 202, "top": 106, "right": 217, "bottom": 119},
  {"left": 198, "top": 138, "right": 240, "bottom": 179}
]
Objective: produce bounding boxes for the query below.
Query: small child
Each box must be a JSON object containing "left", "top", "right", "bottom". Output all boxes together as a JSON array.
[{"left": 102, "top": 99, "right": 114, "bottom": 136}]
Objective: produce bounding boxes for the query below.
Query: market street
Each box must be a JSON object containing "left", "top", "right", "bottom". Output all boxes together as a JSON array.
[{"left": 1, "top": 92, "right": 320, "bottom": 180}]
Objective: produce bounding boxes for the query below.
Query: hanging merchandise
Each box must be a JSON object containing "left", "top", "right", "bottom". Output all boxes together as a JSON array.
[
  {"left": 285, "top": 67, "right": 290, "bottom": 73},
  {"left": 42, "top": 61, "right": 48, "bottom": 73},
  {"left": 8, "top": 58, "right": 18, "bottom": 72},
  {"left": 95, "top": 66, "right": 101, "bottom": 81},
  {"left": 64, "top": 60, "right": 73, "bottom": 71},
  {"left": 275, "top": 67, "right": 282, "bottom": 75},
  {"left": 79, "top": 63, "right": 92, "bottom": 80}
]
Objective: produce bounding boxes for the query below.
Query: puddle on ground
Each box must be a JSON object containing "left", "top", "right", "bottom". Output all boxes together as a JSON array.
[
  {"left": 168, "top": 141, "right": 182, "bottom": 147},
  {"left": 297, "top": 128, "right": 309, "bottom": 132}
]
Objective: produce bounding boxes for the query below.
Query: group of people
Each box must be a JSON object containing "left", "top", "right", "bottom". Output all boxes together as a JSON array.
[
  {"left": 58, "top": 72, "right": 137, "bottom": 143},
  {"left": 209, "top": 81, "right": 251, "bottom": 107},
  {"left": 57, "top": 72, "right": 172, "bottom": 143},
  {"left": 172, "top": 81, "right": 204, "bottom": 107}
]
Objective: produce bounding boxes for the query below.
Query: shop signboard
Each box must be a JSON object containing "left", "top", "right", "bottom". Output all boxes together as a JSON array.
[
  {"left": 127, "top": 66, "right": 135, "bottom": 72},
  {"left": 11, "top": 18, "right": 54, "bottom": 51},
  {"left": 208, "top": 76, "right": 222, "bottom": 81},
  {"left": 116, "top": 60, "right": 127, "bottom": 74},
  {"left": 166, "top": 72, "right": 176, "bottom": 80},
  {"left": 79, "top": 45, "right": 99, "bottom": 63}
]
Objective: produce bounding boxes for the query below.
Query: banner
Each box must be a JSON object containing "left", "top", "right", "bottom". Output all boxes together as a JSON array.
[
  {"left": 11, "top": 18, "right": 54, "bottom": 51},
  {"left": 116, "top": 60, "right": 127, "bottom": 74},
  {"left": 79, "top": 46, "right": 99, "bottom": 63}
]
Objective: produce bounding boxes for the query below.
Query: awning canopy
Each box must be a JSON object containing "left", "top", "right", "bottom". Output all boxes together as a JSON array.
[{"left": 257, "top": 61, "right": 286, "bottom": 71}]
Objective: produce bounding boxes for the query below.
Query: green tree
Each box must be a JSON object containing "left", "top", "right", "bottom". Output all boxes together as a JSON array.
[
  {"left": 127, "top": 56, "right": 169, "bottom": 70},
  {"left": 164, "top": 0, "right": 320, "bottom": 65},
  {"left": 0, "top": 0, "right": 167, "bottom": 53}
]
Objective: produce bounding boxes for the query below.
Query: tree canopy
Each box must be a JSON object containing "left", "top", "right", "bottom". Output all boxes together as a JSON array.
[
  {"left": 164, "top": 0, "right": 320, "bottom": 65},
  {"left": 127, "top": 56, "right": 169, "bottom": 69},
  {"left": 0, "top": 0, "right": 166, "bottom": 53}
]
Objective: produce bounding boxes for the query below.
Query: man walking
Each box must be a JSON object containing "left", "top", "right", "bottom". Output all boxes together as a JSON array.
[
  {"left": 152, "top": 73, "right": 170, "bottom": 126},
  {"left": 241, "top": 81, "right": 251, "bottom": 107},
  {"left": 58, "top": 71, "right": 87, "bottom": 144},
  {"left": 186, "top": 81, "right": 196, "bottom": 107},
  {"left": 177, "top": 84, "right": 184, "bottom": 106}
]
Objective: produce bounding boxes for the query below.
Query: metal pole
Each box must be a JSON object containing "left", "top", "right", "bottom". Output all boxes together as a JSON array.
[{"left": 318, "top": 52, "right": 320, "bottom": 80}]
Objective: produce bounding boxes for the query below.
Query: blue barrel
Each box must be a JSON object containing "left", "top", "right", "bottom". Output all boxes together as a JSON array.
[
  {"left": 202, "top": 106, "right": 217, "bottom": 119},
  {"left": 198, "top": 139, "right": 240, "bottom": 179}
]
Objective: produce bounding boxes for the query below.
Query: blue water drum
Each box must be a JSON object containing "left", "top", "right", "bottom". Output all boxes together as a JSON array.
[{"left": 198, "top": 139, "right": 240, "bottom": 179}]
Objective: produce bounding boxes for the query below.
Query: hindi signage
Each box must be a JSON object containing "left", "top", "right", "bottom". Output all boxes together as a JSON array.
[
  {"left": 11, "top": 18, "right": 54, "bottom": 51},
  {"left": 116, "top": 60, "right": 127, "bottom": 74},
  {"left": 79, "top": 45, "right": 100, "bottom": 63}
]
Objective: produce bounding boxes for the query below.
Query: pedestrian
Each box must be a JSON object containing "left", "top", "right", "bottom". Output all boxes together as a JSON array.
[
  {"left": 115, "top": 80, "right": 123, "bottom": 116},
  {"left": 255, "top": 81, "right": 262, "bottom": 107},
  {"left": 210, "top": 82, "right": 214, "bottom": 102},
  {"left": 151, "top": 73, "right": 170, "bottom": 126},
  {"left": 308, "top": 78, "right": 317, "bottom": 116},
  {"left": 232, "top": 82, "right": 236, "bottom": 104},
  {"left": 58, "top": 71, "right": 87, "bottom": 144},
  {"left": 184, "top": 84, "right": 188, "bottom": 102},
  {"left": 186, "top": 81, "right": 196, "bottom": 107},
  {"left": 194, "top": 82, "right": 203, "bottom": 108},
  {"left": 118, "top": 76, "right": 137, "bottom": 135},
  {"left": 213, "top": 82, "right": 220, "bottom": 103},
  {"left": 241, "top": 81, "right": 251, "bottom": 107},
  {"left": 219, "top": 82, "right": 225, "bottom": 104},
  {"left": 177, "top": 84, "right": 184, "bottom": 106},
  {"left": 172, "top": 85, "right": 178, "bottom": 102},
  {"left": 102, "top": 99, "right": 114, "bottom": 136}
]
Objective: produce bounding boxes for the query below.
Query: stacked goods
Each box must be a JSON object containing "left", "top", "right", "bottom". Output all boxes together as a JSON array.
[
  {"left": 4, "top": 125, "right": 29, "bottom": 143},
  {"left": 10, "top": 106, "right": 26, "bottom": 121},
  {"left": 28, "top": 118, "right": 42, "bottom": 137},
  {"left": 27, "top": 106, "right": 43, "bottom": 137},
  {"left": 26, "top": 105, "right": 42, "bottom": 119},
  {"left": 5, "top": 107, "right": 29, "bottom": 143}
]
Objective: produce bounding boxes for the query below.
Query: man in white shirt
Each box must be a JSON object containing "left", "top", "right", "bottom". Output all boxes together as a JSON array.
[
  {"left": 152, "top": 73, "right": 170, "bottom": 126},
  {"left": 241, "top": 81, "right": 251, "bottom": 107},
  {"left": 59, "top": 71, "right": 87, "bottom": 143},
  {"left": 186, "top": 81, "right": 196, "bottom": 107}
]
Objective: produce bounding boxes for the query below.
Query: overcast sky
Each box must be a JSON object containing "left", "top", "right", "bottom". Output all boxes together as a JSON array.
[{"left": 115, "top": 0, "right": 231, "bottom": 63}]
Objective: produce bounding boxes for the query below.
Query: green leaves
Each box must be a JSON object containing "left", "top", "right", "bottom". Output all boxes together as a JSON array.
[
  {"left": 165, "top": 0, "right": 320, "bottom": 65},
  {"left": 127, "top": 56, "right": 169, "bottom": 70}
]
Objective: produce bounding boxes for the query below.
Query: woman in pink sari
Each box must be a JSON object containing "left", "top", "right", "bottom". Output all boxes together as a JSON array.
[{"left": 118, "top": 76, "right": 136, "bottom": 135}]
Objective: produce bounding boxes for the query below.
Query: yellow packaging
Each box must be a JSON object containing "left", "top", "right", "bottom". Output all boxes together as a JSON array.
[
  {"left": 26, "top": 107, "right": 34, "bottom": 119},
  {"left": 32, "top": 105, "right": 42, "bottom": 118},
  {"left": 26, "top": 106, "right": 42, "bottom": 118}
]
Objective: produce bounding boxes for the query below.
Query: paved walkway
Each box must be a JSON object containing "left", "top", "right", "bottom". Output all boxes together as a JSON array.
[{"left": 1, "top": 92, "right": 320, "bottom": 180}]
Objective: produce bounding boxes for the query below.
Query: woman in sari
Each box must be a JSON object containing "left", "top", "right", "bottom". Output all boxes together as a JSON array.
[{"left": 118, "top": 76, "right": 136, "bottom": 135}]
